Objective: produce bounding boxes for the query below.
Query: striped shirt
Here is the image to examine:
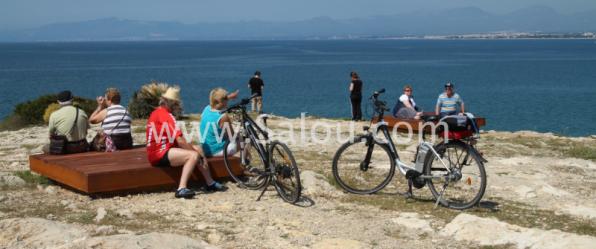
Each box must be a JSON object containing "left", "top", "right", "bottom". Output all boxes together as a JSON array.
[
  {"left": 436, "top": 93, "right": 463, "bottom": 114},
  {"left": 101, "top": 105, "right": 132, "bottom": 135}
]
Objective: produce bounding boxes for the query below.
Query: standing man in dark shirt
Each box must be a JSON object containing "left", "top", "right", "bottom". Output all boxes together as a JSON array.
[
  {"left": 349, "top": 71, "right": 363, "bottom": 121},
  {"left": 248, "top": 71, "right": 264, "bottom": 113}
]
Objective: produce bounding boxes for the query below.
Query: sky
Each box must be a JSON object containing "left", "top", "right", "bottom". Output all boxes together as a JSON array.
[{"left": 1, "top": 0, "right": 595, "bottom": 31}]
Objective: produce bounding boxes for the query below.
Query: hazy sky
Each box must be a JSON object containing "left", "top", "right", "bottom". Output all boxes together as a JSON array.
[{"left": 1, "top": 0, "right": 595, "bottom": 30}]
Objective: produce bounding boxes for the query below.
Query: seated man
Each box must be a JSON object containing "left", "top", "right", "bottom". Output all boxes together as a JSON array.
[
  {"left": 146, "top": 87, "right": 225, "bottom": 199},
  {"left": 89, "top": 88, "right": 133, "bottom": 151},
  {"left": 47, "top": 90, "right": 89, "bottom": 154},
  {"left": 392, "top": 84, "right": 422, "bottom": 119},
  {"left": 199, "top": 88, "right": 239, "bottom": 157},
  {"left": 435, "top": 82, "right": 465, "bottom": 118}
]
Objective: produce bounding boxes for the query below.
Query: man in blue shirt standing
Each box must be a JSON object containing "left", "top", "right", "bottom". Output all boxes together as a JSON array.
[{"left": 435, "top": 82, "right": 465, "bottom": 117}]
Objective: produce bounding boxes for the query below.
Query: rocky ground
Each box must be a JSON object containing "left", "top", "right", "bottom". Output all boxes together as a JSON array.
[{"left": 0, "top": 116, "right": 595, "bottom": 249}]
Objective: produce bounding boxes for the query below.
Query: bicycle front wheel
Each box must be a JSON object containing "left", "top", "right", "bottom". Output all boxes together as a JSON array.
[
  {"left": 269, "top": 141, "right": 301, "bottom": 203},
  {"left": 332, "top": 135, "right": 396, "bottom": 194},
  {"left": 223, "top": 138, "right": 268, "bottom": 190},
  {"left": 424, "top": 140, "right": 487, "bottom": 209}
]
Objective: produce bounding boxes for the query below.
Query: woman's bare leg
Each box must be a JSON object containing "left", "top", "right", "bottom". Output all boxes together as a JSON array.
[
  {"left": 191, "top": 145, "right": 215, "bottom": 185},
  {"left": 167, "top": 148, "right": 198, "bottom": 189}
]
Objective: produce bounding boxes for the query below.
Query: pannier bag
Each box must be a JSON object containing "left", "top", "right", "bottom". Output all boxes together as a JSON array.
[{"left": 438, "top": 114, "right": 479, "bottom": 139}]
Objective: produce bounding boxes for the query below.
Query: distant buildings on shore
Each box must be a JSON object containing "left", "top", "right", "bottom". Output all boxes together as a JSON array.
[{"left": 320, "top": 32, "right": 596, "bottom": 40}]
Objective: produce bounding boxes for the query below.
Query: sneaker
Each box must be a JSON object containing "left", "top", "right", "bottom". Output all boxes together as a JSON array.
[
  {"left": 206, "top": 181, "right": 228, "bottom": 192},
  {"left": 175, "top": 188, "right": 196, "bottom": 199}
]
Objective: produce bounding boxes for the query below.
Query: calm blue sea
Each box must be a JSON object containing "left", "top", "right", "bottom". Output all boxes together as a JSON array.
[{"left": 0, "top": 40, "right": 595, "bottom": 136}]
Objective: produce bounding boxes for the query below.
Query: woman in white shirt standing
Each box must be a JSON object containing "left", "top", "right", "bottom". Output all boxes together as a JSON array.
[
  {"left": 392, "top": 85, "right": 422, "bottom": 120},
  {"left": 89, "top": 88, "right": 133, "bottom": 150}
]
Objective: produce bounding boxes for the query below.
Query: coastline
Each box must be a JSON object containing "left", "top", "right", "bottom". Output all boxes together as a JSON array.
[{"left": 0, "top": 115, "right": 595, "bottom": 248}]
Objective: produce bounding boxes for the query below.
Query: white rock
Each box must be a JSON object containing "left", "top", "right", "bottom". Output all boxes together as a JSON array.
[
  {"left": 300, "top": 170, "right": 342, "bottom": 197},
  {"left": 514, "top": 185, "right": 537, "bottom": 199},
  {"left": 66, "top": 203, "right": 78, "bottom": 210},
  {"left": 83, "top": 232, "right": 216, "bottom": 249},
  {"left": 0, "top": 218, "right": 216, "bottom": 249},
  {"left": 0, "top": 195, "right": 7, "bottom": 202},
  {"left": 117, "top": 229, "right": 136, "bottom": 235},
  {"left": 44, "top": 186, "right": 57, "bottom": 195},
  {"left": 94, "top": 225, "right": 115, "bottom": 236},
  {"left": 0, "top": 218, "right": 88, "bottom": 248},
  {"left": 441, "top": 213, "right": 596, "bottom": 249},
  {"left": 391, "top": 212, "right": 434, "bottom": 233},
  {"left": 95, "top": 207, "right": 107, "bottom": 223},
  {"left": 563, "top": 205, "right": 596, "bottom": 220},
  {"left": 206, "top": 232, "right": 222, "bottom": 244},
  {"left": 312, "top": 238, "right": 368, "bottom": 249},
  {"left": 540, "top": 184, "right": 570, "bottom": 197},
  {"left": 0, "top": 175, "right": 26, "bottom": 187},
  {"left": 195, "top": 223, "right": 209, "bottom": 231}
]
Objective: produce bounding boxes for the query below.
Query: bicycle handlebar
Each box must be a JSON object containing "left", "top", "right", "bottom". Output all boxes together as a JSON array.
[
  {"left": 220, "top": 93, "right": 260, "bottom": 114},
  {"left": 369, "top": 89, "right": 389, "bottom": 113}
]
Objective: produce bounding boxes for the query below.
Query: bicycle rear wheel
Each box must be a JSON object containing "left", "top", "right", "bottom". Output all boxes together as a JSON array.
[
  {"left": 424, "top": 140, "right": 486, "bottom": 209},
  {"left": 223, "top": 138, "right": 268, "bottom": 190},
  {"left": 332, "top": 135, "right": 396, "bottom": 194},
  {"left": 269, "top": 141, "right": 301, "bottom": 203}
]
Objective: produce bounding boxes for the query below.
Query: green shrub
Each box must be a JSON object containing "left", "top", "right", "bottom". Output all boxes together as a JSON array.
[
  {"left": 129, "top": 81, "right": 182, "bottom": 119},
  {"left": 0, "top": 94, "right": 96, "bottom": 131},
  {"left": 566, "top": 145, "right": 596, "bottom": 161},
  {"left": 13, "top": 95, "right": 58, "bottom": 125}
]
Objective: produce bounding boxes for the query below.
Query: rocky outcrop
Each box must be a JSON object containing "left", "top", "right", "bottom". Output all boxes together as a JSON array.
[
  {"left": 0, "top": 218, "right": 216, "bottom": 249},
  {"left": 300, "top": 170, "right": 343, "bottom": 197},
  {"left": 441, "top": 214, "right": 596, "bottom": 249}
]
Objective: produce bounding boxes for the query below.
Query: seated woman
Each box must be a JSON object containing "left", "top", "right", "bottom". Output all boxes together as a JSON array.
[
  {"left": 146, "top": 87, "right": 225, "bottom": 198},
  {"left": 392, "top": 85, "right": 422, "bottom": 120},
  {"left": 199, "top": 88, "right": 239, "bottom": 157},
  {"left": 89, "top": 88, "right": 133, "bottom": 150}
]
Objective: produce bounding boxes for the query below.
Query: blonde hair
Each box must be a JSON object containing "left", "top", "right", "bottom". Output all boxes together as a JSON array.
[
  {"left": 209, "top": 88, "right": 228, "bottom": 108},
  {"left": 403, "top": 85, "right": 412, "bottom": 91}
]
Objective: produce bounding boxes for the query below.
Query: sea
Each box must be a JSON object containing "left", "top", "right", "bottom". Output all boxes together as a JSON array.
[{"left": 0, "top": 39, "right": 595, "bottom": 136}]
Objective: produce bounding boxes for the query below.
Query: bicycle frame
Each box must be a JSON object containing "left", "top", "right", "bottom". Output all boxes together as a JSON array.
[
  {"left": 368, "top": 94, "right": 452, "bottom": 180},
  {"left": 236, "top": 106, "right": 270, "bottom": 169}
]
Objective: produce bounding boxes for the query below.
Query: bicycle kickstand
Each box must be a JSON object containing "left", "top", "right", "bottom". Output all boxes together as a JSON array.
[
  {"left": 434, "top": 181, "right": 449, "bottom": 209},
  {"left": 256, "top": 176, "right": 270, "bottom": 201},
  {"left": 406, "top": 178, "right": 414, "bottom": 199}
]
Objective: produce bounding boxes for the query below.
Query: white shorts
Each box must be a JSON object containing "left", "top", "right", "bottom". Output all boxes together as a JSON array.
[{"left": 213, "top": 141, "right": 238, "bottom": 157}]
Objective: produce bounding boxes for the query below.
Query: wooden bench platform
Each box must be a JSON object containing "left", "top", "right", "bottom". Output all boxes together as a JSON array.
[
  {"left": 374, "top": 113, "right": 486, "bottom": 133},
  {"left": 29, "top": 147, "right": 243, "bottom": 194}
]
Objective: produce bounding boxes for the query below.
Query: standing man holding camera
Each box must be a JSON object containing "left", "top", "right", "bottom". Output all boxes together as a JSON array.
[{"left": 248, "top": 71, "right": 264, "bottom": 113}]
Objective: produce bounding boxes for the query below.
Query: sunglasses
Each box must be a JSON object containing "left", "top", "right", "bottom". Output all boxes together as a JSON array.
[{"left": 404, "top": 89, "right": 412, "bottom": 92}]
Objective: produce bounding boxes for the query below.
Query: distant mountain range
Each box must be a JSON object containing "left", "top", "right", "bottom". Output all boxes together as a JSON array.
[{"left": 1, "top": 5, "right": 595, "bottom": 41}]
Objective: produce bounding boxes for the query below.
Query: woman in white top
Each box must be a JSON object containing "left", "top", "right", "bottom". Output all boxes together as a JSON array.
[
  {"left": 89, "top": 88, "right": 133, "bottom": 150},
  {"left": 392, "top": 85, "right": 422, "bottom": 120}
]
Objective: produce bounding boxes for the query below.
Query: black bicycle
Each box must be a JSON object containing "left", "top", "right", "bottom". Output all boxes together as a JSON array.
[
  {"left": 332, "top": 89, "right": 487, "bottom": 209},
  {"left": 220, "top": 95, "right": 302, "bottom": 203}
]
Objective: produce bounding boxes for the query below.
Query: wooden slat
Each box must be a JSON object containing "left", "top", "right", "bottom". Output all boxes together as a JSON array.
[
  {"left": 373, "top": 113, "right": 486, "bottom": 133},
  {"left": 29, "top": 147, "right": 244, "bottom": 194}
]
